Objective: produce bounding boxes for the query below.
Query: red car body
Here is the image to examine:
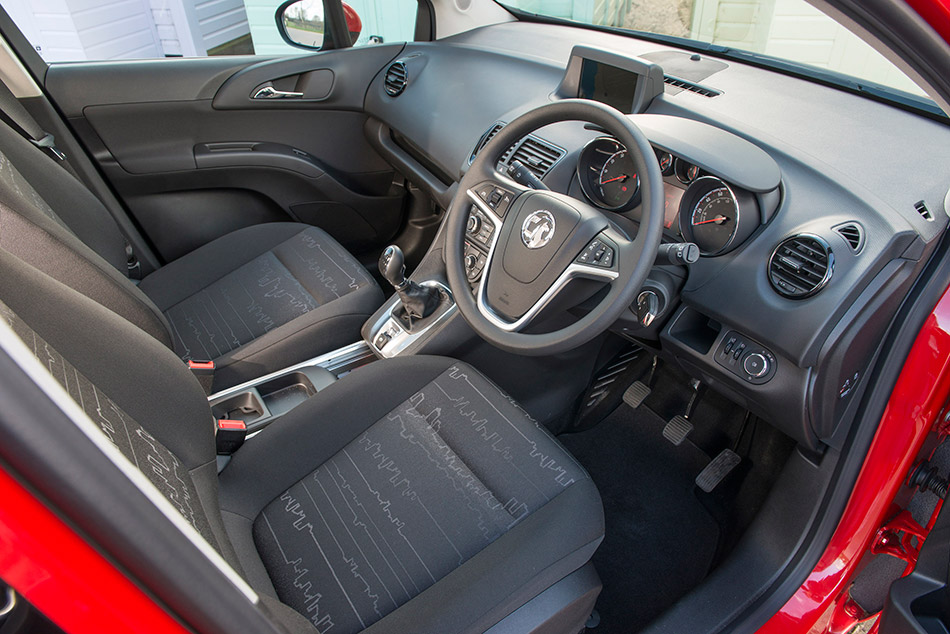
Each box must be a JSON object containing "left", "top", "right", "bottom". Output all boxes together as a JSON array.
[{"left": 0, "top": 2, "right": 949, "bottom": 633}]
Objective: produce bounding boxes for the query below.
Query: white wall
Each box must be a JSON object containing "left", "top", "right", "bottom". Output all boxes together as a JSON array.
[{"left": 3, "top": 0, "right": 164, "bottom": 61}]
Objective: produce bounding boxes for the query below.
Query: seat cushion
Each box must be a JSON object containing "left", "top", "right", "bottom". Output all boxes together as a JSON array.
[
  {"left": 219, "top": 356, "right": 604, "bottom": 634},
  {"left": 140, "top": 223, "right": 383, "bottom": 390}
]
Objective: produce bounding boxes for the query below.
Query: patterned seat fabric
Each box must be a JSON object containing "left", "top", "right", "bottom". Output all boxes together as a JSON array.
[
  {"left": 254, "top": 364, "right": 587, "bottom": 634},
  {"left": 164, "top": 227, "right": 375, "bottom": 362}
]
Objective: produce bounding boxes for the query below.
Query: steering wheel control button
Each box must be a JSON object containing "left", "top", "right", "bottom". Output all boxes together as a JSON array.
[
  {"left": 743, "top": 353, "right": 769, "bottom": 378},
  {"left": 576, "top": 237, "right": 616, "bottom": 268},
  {"left": 463, "top": 241, "right": 487, "bottom": 282},
  {"left": 474, "top": 183, "right": 514, "bottom": 217},
  {"left": 715, "top": 330, "right": 776, "bottom": 384},
  {"left": 467, "top": 207, "right": 495, "bottom": 246}
]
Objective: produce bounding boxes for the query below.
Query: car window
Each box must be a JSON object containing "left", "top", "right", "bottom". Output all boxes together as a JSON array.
[
  {"left": 502, "top": 0, "right": 926, "bottom": 98},
  {"left": 0, "top": 0, "right": 417, "bottom": 62}
]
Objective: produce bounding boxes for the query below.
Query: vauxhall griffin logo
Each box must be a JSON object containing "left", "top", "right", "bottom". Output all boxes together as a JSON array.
[{"left": 521, "top": 210, "right": 556, "bottom": 249}]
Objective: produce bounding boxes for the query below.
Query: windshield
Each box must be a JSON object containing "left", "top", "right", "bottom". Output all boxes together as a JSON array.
[{"left": 501, "top": 0, "right": 931, "bottom": 103}]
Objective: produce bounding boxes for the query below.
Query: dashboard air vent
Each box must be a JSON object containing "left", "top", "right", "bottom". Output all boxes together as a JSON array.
[
  {"left": 664, "top": 75, "right": 722, "bottom": 97},
  {"left": 915, "top": 200, "right": 934, "bottom": 221},
  {"left": 833, "top": 222, "right": 864, "bottom": 252},
  {"left": 768, "top": 235, "right": 834, "bottom": 299},
  {"left": 508, "top": 137, "right": 565, "bottom": 179},
  {"left": 469, "top": 122, "right": 505, "bottom": 163},
  {"left": 384, "top": 62, "right": 408, "bottom": 97}
]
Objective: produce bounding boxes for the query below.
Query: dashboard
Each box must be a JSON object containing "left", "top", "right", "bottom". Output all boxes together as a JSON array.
[{"left": 360, "top": 21, "right": 950, "bottom": 450}]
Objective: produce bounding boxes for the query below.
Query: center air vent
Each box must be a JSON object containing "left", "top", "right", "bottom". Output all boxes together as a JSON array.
[
  {"left": 768, "top": 235, "right": 834, "bottom": 299},
  {"left": 384, "top": 62, "right": 408, "bottom": 97}
]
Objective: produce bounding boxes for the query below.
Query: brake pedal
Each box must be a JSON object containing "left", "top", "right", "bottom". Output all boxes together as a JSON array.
[
  {"left": 623, "top": 381, "right": 651, "bottom": 409},
  {"left": 696, "top": 449, "right": 741, "bottom": 492},
  {"left": 663, "top": 415, "right": 693, "bottom": 445}
]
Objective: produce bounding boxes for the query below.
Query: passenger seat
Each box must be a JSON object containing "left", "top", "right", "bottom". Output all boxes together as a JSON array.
[{"left": 0, "top": 114, "right": 382, "bottom": 390}]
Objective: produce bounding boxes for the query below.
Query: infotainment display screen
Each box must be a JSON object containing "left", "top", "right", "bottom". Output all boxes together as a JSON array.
[{"left": 578, "top": 59, "right": 640, "bottom": 112}]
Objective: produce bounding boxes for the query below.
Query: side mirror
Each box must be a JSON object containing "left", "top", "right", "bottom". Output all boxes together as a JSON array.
[
  {"left": 276, "top": 0, "right": 363, "bottom": 50},
  {"left": 276, "top": 0, "right": 325, "bottom": 49}
]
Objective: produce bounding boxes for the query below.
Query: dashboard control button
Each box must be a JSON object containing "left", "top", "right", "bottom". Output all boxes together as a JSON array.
[
  {"left": 715, "top": 330, "right": 776, "bottom": 384},
  {"left": 743, "top": 353, "right": 769, "bottom": 378}
]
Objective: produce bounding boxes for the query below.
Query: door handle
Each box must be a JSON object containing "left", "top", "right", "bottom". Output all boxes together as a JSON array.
[{"left": 253, "top": 85, "right": 304, "bottom": 100}]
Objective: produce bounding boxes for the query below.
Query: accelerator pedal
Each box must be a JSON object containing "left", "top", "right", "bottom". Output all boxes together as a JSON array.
[
  {"left": 623, "top": 381, "right": 652, "bottom": 409},
  {"left": 663, "top": 415, "right": 693, "bottom": 446},
  {"left": 696, "top": 449, "right": 741, "bottom": 493}
]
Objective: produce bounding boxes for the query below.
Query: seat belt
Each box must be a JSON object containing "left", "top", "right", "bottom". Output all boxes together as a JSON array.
[
  {"left": 0, "top": 77, "right": 144, "bottom": 279},
  {"left": 0, "top": 78, "right": 65, "bottom": 162}
]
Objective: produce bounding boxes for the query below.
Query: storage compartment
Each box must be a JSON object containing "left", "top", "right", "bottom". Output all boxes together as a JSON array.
[
  {"left": 667, "top": 306, "right": 722, "bottom": 354},
  {"left": 209, "top": 366, "right": 338, "bottom": 432},
  {"left": 211, "top": 388, "right": 269, "bottom": 426}
]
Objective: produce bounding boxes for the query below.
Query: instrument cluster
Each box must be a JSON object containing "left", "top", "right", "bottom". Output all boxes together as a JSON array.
[{"left": 576, "top": 136, "right": 759, "bottom": 256}]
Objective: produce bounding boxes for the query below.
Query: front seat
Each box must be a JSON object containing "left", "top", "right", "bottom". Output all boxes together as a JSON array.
[
  {"left": 0, "top": 246, "right": 605, "bottom": 633},
  {"left": 0, "top": 120, "right": 382, "bottom": 390}
]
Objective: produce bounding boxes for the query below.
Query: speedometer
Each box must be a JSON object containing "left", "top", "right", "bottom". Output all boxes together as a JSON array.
[
  {"left": 688, "top": 187, "right": 738, "bottom": 254},
  {"left": 577, "top": 137, "right": 640, "bottom": 211},
  {"left": 679, "top": 176, "right": 758, "bottom": 256}
]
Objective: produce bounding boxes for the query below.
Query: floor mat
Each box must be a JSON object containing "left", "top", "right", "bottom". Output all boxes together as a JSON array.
[{"left": 559, "top": 405, "right": 721, "bottom": 633}]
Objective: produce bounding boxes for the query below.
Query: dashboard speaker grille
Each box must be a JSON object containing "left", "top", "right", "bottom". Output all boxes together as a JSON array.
[
  {"left": 768, "top": 235, "right": 834, "bottom": 299},
  {"left": 508, "top": 137, "right": 565, "bottom": 179},
  {"left": 664, "top": 75, "right": 722, "bottom": 97},
  {"left": 833, "top": 222, "right": 864, "bottom": 252},
  {"left": 384, "top": 62, "right": 408, "bottom": 97}
]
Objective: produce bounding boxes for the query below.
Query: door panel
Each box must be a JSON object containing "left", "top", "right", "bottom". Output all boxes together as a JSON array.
[{"left": 43, "top": 45, "right": 407, "bottom": 263}]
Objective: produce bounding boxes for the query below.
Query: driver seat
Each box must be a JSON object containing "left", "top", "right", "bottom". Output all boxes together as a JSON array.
[{"left": 0, "top": 245, "right": 605, "bottom": 633}]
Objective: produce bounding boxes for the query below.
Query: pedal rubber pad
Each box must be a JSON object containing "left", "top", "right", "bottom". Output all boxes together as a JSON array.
[
  {"left": 696, "top": 449, "right": 741, "bottom": 493},
  {"left": 623, "top": 381, "right": 651, "bottom": 409},
  {"left": 663, "top": 415, "right": 693, "bottom": 446}
]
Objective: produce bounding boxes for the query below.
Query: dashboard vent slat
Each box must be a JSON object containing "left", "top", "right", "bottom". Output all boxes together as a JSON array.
[
  {"left": 833, "top": 222, "right": 864, "bottom": 252},
  {"left": 768, "top": 235, "right": 834, "bottom": 299},
  {"left": 384, "top": 61, "right": 408, "bottom": 97},
  {"left": 470, "top": 122, "right": 505, "bottom": 163},
  {"left": 915, "top": 200, "right": 934, "bottom": 221},
  {"left": 508, "top": 137, "right": 565, "bottom": 179},
  {"left": 663, "top": 75, "right": 722, "bottom": 97}
]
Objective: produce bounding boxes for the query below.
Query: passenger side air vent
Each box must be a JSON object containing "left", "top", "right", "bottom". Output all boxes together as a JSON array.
[
  {"left": 384, "top": 62, "right": 408, "bottom": 97},
  {"left": 664, "top": 75, "right": 722, "bottom": 97},
  {"left": 508, "top": 137, "right": 565, "bottom": 179},
  {"left": 915, "top": 200, "right": 934, "bottom": 221},
  {"left": 768, "top": 235, "right": 834, "bottom": 299},
  {"left": 833, "top": 222, "right": 864, "bottom": 253},
  {"left": 469, "top": 122, "right": 505, "bottom": 163}
]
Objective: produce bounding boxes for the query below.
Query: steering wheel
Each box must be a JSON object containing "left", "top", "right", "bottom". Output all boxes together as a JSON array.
[{"left": 445, "top": 99, "right": 665, "bottom": 356}]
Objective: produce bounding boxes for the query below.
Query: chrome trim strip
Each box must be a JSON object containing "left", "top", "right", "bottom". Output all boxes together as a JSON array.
[
  {"left": 0, "top": 321, "right": 259, "bottom": 604},
  {"left": 466, "top": 189, "right": 619, "bottom": 333},
  {"left": 207, "top": 341, "right": 374, "bottom": 402},
  {"left": 366, "top": 281, "right": 457, "bottom": 358},
  {"left": 0, "top": 586, "right": 15, "bottom": 618}
]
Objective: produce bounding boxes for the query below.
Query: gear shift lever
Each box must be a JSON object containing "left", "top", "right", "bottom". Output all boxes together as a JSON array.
[{"left": 379, "top": 245, "right": 440, "bottom": 324}]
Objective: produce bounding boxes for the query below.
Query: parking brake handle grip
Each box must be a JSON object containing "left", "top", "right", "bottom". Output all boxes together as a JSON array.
[{"left": 655, "top": 243, "right": 700, "bottom": 266}]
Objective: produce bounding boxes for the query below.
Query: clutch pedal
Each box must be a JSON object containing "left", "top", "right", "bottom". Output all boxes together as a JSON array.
[{"left": 623, "top": 381, "right": 651, "bottom": 409}]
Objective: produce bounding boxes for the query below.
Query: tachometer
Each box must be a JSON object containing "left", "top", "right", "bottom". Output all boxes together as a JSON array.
[
  {"left": 577, "top": 137, "right": 640, "bottom": 211},
  {"left": 679, "top": 176, "right": 758, "bottom": 256}
]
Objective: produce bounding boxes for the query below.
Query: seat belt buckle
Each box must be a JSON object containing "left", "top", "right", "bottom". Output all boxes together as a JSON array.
[
  {"left": 187, "top": 359, "right": 215, "bottom": 395},
  {"left": 31, "top": 132, "right": 66, "bottom": 161},
  {"left": 216, "top": 419, "right": 247, "bottom": 455}
]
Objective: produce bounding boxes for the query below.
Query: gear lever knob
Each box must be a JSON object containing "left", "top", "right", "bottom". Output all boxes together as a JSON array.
[{"left": 379, "top": 245, "right": 407, "bottom": 290}]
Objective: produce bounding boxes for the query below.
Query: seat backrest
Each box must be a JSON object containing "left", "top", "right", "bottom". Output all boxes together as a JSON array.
[
  {"left": 0, "top": 242, "right": 238, "bottom": 560},
  {"left": 0, "top": 121, "right": 173, "bottom": 348}
]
